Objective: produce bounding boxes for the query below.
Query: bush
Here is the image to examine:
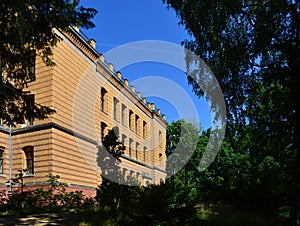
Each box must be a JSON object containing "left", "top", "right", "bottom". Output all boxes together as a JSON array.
[{"left": 3, "top": 173, "right": 96, "bottom": 213}]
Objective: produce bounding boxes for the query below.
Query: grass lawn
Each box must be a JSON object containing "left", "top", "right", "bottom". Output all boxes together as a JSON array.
[
  {"left": 0, "top": 205, "right": 294, "bottom": 226},
  {"left": 195, "top": 205, "right": 293, "bottom": 226},
  {"left": 63, "top": 205, "right": 293, "bottom": 226}
]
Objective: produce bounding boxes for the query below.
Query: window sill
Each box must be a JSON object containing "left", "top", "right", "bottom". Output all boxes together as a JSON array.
[
  {"left": 24, "top": 174, "right": 34, "bottom": 178},
  {"left": 101, "top": 110, "right": 108, "bottom": 115},
  {"left": 0, "top": 174, "right": 6, "bottom": 177}
]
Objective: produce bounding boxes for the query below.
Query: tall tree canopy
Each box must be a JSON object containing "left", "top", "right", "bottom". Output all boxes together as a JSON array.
[
  {"left": 163, "top": 0, "right": 299, "bottom": 223},
  {"left": 0, "top": 0, "right": 97, "bottom": 126}
]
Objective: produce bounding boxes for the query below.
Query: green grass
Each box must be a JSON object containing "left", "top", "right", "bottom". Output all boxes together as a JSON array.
[
  {"left": 63, "top": 207, "right": 113, "bottom": 226},
  {"left": 63, "top": 205, "right": 294, "bottom": 226},
  {"left": 195, "top": 205, "right": 294, "bottom": 226},
  {"left": 0, "top": 205, "right": 295, "bottom": 226}
]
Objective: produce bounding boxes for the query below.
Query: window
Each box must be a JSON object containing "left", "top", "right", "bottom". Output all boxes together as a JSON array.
[
  {"left": 135, "top": 115, "right": 140, "bottom": 134},
  {"left": 22, "top": 146, "right": 34, "bottom": 174},
  {"left": 135, "top": 142, "right": 139, "bottom": 160},
  {"left": 121, "top": 134, "right": 127, "bottom": 146},
  {"left": 0, "top": 55, "right": 5, "bottom": 82},
  {"left": 24, "top": 94, "right": 35, "bottom": 125},
  {"left": 100, "top": 88, "right": 107, "bottom": 112},
  {"left": 129, "top": 138, "right": 133, "bottom": 158},
  {"left": 159, "top": 153, "right": 163, "bottom": 168},
  {"left": 145, "top": 180, "right": 150, "bottom": 186},
  {"left": 130, "top": 170, "right": 134, "bottom": 178},
  {"left": 26, "top": 50, "right": 36, "bottom": 82},
  {"left": 129, "top": 110, "right": 133, "bottom": 131},
  {"left": 159, "top": 131, "right": 162, "bottom": 147},
  {"left": 122, "top": 168, "right": 127, "bottom": 179},
  {"left": 143, "top": 121, "right": 147, "bottom": 138},
  {"left": 121, "top": 104, "right": 126, "bottom": 126},
  {"left": 101, "top": 122, "right": 107, "bottom": 141},
  {"left": 143, "top": 146, "right": 147, "bottom": 162},
  {"left": 0, "top": 146, "right": 4, "bottom": 174},
  {"left": 113, "top": 97, "right": 119, "bottom": 121}
]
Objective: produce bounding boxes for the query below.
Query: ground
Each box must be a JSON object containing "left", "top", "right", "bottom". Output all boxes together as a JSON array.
[{"left": 0, "top": 213, "right": 74, "bottom": 226}]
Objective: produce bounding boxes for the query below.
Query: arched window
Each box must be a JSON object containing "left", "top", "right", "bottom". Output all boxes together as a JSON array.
[
  {"left": 143, "top": 146, "right": 147, "bottom": 163},
  {"left": 129, "top": 138, "right": 133, "bottom": 157},
  {"left": 22, "top": 146, "right": 34, "bottom": 174},
  {"left": 129, "top": 110, "right": 133, "bottom": 131},
  {"left": 143, "top": 121, "right": 147, "bottom": 138},
  {"left": 100, "top": 122, "right": 107, "bottom": 141},
  {"left": 100, "top": 87, "right": 107, "bottom": 112},
  {"left": 159, "top": 130, "right": 162, "bottom": 147},
  {"left": 121, "top": 104, "right": 127, "bottom": 126},
  {"left": 0, "top": 146, "right": 4, "bottom": 174},
  {"left": 135, "top": 142, "right": 140, "bottom": 160},
  {"left": 113, "top": 97, "right": 120, "bottom": 121},
  {"left": 135, "top": 115, "right": 140, "bottom": 135},
  {"left": 24, "top": 94, "right": 35, "bottom": 125}
]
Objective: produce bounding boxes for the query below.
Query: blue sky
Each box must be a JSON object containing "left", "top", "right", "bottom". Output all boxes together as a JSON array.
[{"left": 80, "top": 0, "right": 211, "bottom": 130}]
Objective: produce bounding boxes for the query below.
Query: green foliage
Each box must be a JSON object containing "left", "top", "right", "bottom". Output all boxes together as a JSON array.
[
  {"left": 96, "top": 124, "right": 199, "bottom": 225},
  {"left": 163, "top": 0, "right": 300, "bottom": 224},
  {"left": 166, "top": 119, "right": 287, "bottom": 212},
  {"left": 11, "top": 169, "right": 27, "bottom": 188},
  {"left": 197, "top": 205, "right": 294, "bottom": 226},
  {"left": 166, "top": 119, "right": 199, "bottom": 177},
  {"left": 97, "top": 127, "right": 126, "bottom": 181},
  {"left": 96, "top": 179, "right": 198, "bottom": 226},
  {"left": 97, "top": 126, "right": 129, "bottom": 222},
  {"left": 0, "top": 0, "right": 97, "bottom": 126},
  {"left": 94, "top": 117, "right": 297, "bottom": 225},
  {"left": 1, "top": 173, "right": 95, "bottom": 213}
]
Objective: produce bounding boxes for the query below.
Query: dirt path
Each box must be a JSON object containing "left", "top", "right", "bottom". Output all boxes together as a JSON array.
[{"left": 0, "top": 212, "right": 77, "bottom": 226}]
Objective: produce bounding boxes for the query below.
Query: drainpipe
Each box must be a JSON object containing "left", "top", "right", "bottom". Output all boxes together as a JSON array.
[
  {"left": 150, "top": 113, "right": 154, "bottom": 184},
  {"left": 8, "top": 46, "right": 14, "bottom": 196}
]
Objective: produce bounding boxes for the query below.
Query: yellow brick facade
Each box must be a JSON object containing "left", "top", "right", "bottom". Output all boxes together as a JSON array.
[{"left": 0, "top": 27, "right": 167, "bottom": 196}]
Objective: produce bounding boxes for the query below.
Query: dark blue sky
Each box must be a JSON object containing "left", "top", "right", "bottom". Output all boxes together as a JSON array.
[{"left": 80, "top": 0, "right": 211, "bottom": 130}]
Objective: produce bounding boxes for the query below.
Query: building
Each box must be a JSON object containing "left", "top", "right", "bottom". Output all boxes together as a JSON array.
[{"left": 0, "top": 27, "right": 167, "bottom": 196}]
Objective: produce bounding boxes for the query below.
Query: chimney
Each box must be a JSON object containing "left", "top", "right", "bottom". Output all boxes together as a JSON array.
[
  {"left": 99, "top": 54, "right": 105, "bottom": 63},
  {"left": 116, "top": 71, "right": 122, "bottom": 79},
  {"left": 108, "top": 63, "right": 114, "bottom": 72},
  {"left": 89, "top": 39, "right": 96, "bottom": 48},
  {"left": 73, "top": 25, "right": 80, "bottom": 32},
  {"left": 148, "top": 103, "right": 155, "bottom": 110}
]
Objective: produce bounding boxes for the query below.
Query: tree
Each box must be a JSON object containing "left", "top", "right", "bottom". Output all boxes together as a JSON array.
[
  {"left": 167, "top": 120, "right": 250, "bottom": 207},
  {"left": 97, "top": 124, "right": 199, "bottom": 224},
  {"left": 97, "top": 126, "right": 126, "bottom": 183},
  {"left": 166, "top": 119, "right": 199, "bottom": 183},
  {"left": 163, "top": 0, "right": 299, "bottom": 223},
  {"left": 96, "top": 126, "right": 128, "bottom": 222},
  {"left": 0, "top": 0, "right": 97, "bottom": 126}
]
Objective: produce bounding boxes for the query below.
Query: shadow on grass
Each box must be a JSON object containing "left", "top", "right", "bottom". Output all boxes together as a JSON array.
[
  {"left": 0, "top": 208, "right": 111, "bottom": 226},
  {"left": 63, "top": 205, "right": 294, "bottom": 226},
  {"left": 0, "top": 205, "right": 294, "bottom": 226},
  {"left": 64, "top": 208, "right": 112, "bottom": 226},
  {"left": 196, "top": 205, "right": 294, "bottom": 226}
]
